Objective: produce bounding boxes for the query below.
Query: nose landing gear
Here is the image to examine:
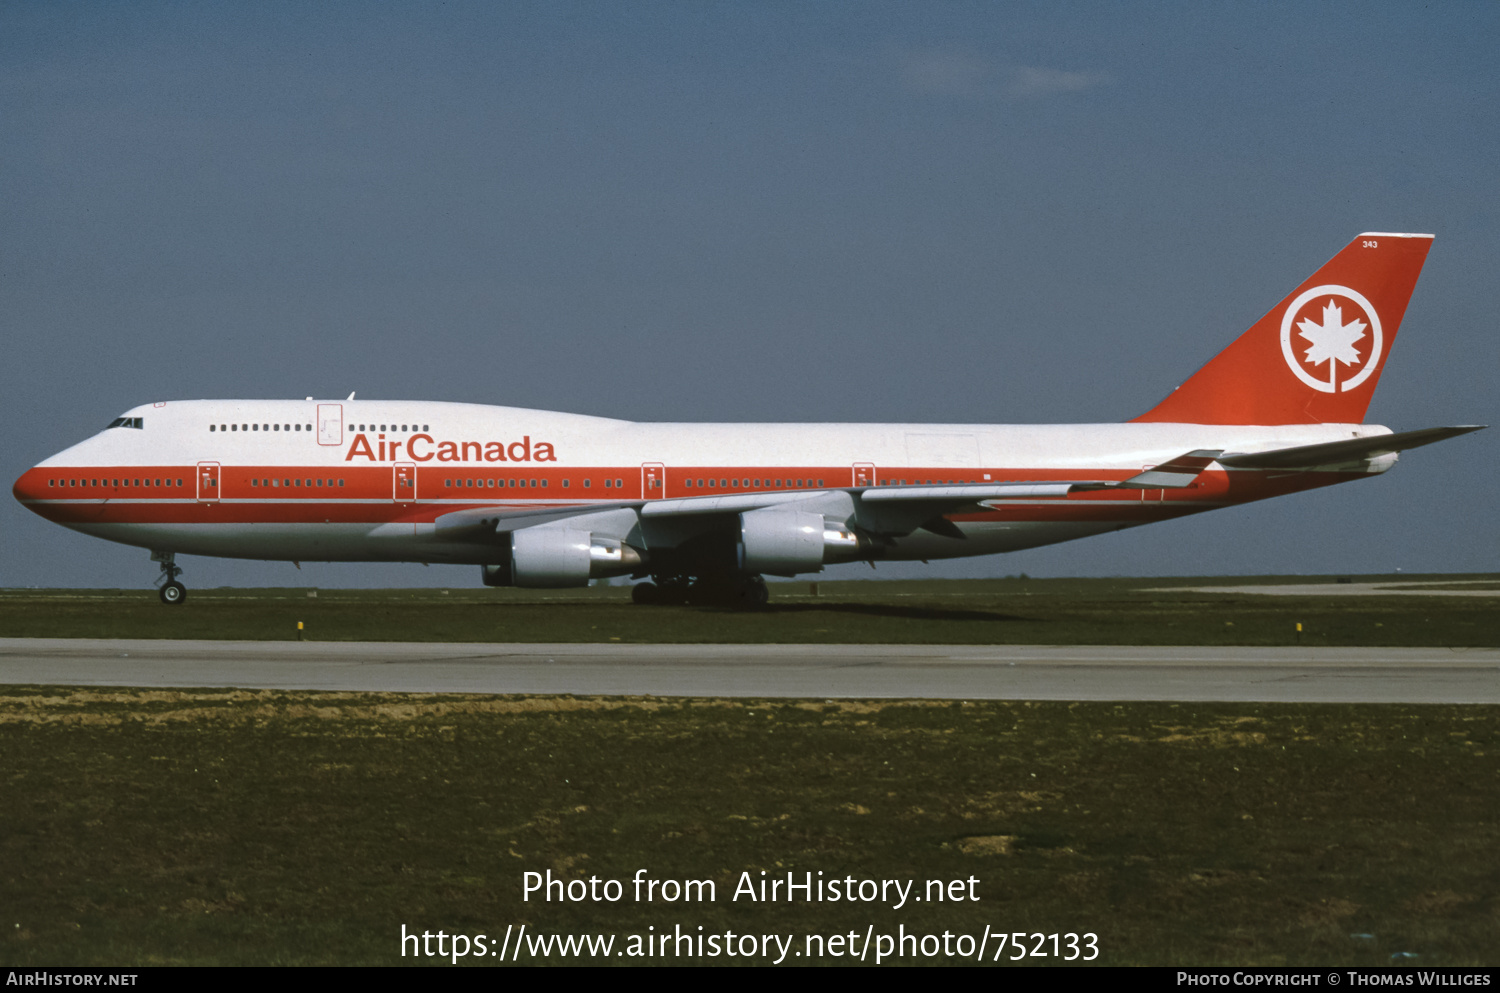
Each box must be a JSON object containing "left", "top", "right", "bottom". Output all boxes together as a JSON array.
[{"left": 152, "top": 551, "right": 187, "bottom": 605}]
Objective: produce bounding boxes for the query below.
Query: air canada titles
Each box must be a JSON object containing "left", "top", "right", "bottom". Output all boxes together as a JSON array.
[{"left": 345, "top": 432, "right": 557, "bottom": 463}]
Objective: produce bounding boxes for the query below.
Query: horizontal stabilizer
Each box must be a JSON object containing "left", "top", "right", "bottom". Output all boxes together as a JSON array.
[{"left": 1218, "top": 425, "right": 1485, "bottom": 470}]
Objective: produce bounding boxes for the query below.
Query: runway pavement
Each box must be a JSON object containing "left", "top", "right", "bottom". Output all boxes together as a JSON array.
[{"left": 2, "top": 638, "right": 1497, "bottom": 702}]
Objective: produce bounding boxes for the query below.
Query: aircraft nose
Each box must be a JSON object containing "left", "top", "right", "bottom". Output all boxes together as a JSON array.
[{"left": 13, "top": 466, "right": 48, "bottom": 510}]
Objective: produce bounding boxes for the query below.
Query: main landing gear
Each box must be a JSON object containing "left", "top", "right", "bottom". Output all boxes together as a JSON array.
[
  {"left": 152, "top": 551, "right": 187, "bottom": 605},
  {"left": 632, "top": 574, "right": 769, "bottom": 608}
]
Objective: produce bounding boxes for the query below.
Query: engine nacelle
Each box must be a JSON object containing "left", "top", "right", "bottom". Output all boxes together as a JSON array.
[
  {"left": 507, "top": 527, "right": 646, "bottom": 588},
  {"left": 736, "top": 509, "right": 864, "bottom": 577}
]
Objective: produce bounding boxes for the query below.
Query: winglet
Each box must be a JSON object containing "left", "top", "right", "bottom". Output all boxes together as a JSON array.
[{"left": 1134, "top": 233, "right": 1434, "bottom": 425}]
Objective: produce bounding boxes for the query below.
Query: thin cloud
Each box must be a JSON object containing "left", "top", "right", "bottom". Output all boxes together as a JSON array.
[
  {"left": 1005, "top": 65, "right": 1110, "bottom": 98},
  {"left": 900, "top": 50, "right": 1109, "bottom": 100}
]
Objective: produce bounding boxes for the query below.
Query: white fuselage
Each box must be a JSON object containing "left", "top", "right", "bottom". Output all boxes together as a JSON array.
[{"left": 15, "top": 399, "right": 1389, "bottom": 569}]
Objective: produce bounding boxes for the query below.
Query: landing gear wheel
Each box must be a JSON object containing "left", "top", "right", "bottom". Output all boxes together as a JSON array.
[
  {"left": 740, "top": 576, "right": 769, "bottom": 608},
  {"left": 690, "top": 576, "right": 769, "bottom": 609},
  {"left": 152, "top": 551, "right": 186, "bottom": 605},
  {"left": 631, "top": 582, "right": 659, "bottom": 605}
]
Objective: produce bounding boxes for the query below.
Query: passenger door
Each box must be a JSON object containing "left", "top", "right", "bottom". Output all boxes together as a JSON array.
[
  {"left": 317, "top": 404, "right": 343, "bottom": 447},
  {"left": 641, "top": 462, "right": 665, "bottom": 500},
  {"left": 394, "top": 463, "right": 415, "bottom": 504},
  {"left": 196, "top": 462, "right": 220, "bottom": 503}
]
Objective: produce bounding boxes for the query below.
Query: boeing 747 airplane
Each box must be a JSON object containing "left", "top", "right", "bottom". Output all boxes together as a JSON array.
[{"left": 13, "top": 233, "right": 1483, "bottom": 605}]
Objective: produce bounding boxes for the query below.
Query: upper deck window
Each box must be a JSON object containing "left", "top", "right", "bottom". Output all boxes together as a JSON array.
[{"left": 107, "top": 417, "right": 143, "bottom": 429}]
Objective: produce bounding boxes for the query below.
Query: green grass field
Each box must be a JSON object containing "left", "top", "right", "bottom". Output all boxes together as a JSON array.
[
  {"left": 2, "top": 574, "right": 1497, "bottom": 646},
  {"left": 2, "top": 689, "right": 1494, "bottom": 966}
]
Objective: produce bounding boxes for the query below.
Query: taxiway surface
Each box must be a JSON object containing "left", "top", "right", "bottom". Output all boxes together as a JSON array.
[{"left": 2, "top": 639, "right": 1497, "bottom": 702}]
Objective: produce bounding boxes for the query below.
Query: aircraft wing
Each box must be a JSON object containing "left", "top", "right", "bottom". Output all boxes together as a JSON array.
[
  {"left": 859, "top": 449, "right": 1226, "bottom": 504},
  {"left": 818, "top": 450, "right": 1221, "bottom": 538},
  {"left": 432, "top": 503, "right": 637, "bottom": 538},
  {"left": 1218, "top": 425, "right": 1485, "bottom": 470},
  {"left": 638, "top": 490, "right": 838, "bottom": 517},
  {"left": 430, "top": 449, "right": 1236, "bottom": 542},
  {"left": 432, "top": 491, "right": 849, "bottom": 541},
  {"left": 432, "top": 491, "right": 824, "bottom": 537}
]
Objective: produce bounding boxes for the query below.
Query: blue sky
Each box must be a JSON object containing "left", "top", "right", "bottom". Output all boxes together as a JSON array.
[{"left": 4, "top": 2, "right": 1496, "bottom": 588}]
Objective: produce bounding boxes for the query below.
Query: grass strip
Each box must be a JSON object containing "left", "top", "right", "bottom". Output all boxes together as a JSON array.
[
  {"left": 2, "top": 575, "right": 1496, "bottom": 646},
  {"left": 2, "top": 688, "right": 1495, "bottom": 965}
]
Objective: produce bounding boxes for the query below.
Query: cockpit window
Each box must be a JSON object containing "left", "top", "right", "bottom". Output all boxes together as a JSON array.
[{"left": 107, "top": 417, "right": 144, "bottom": 429}]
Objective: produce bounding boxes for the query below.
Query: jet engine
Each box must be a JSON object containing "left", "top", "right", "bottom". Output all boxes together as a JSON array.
[
  {"left": 736, "top": 509, "right": 864, "bottom": 577},
  {"left": 481, "top": 527, "right": 646, "bottom": 588}
]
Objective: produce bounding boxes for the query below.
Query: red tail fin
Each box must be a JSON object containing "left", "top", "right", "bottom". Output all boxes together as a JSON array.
[{"left": 1134, "top": 233, "right": 1433, "bottom": 425}]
